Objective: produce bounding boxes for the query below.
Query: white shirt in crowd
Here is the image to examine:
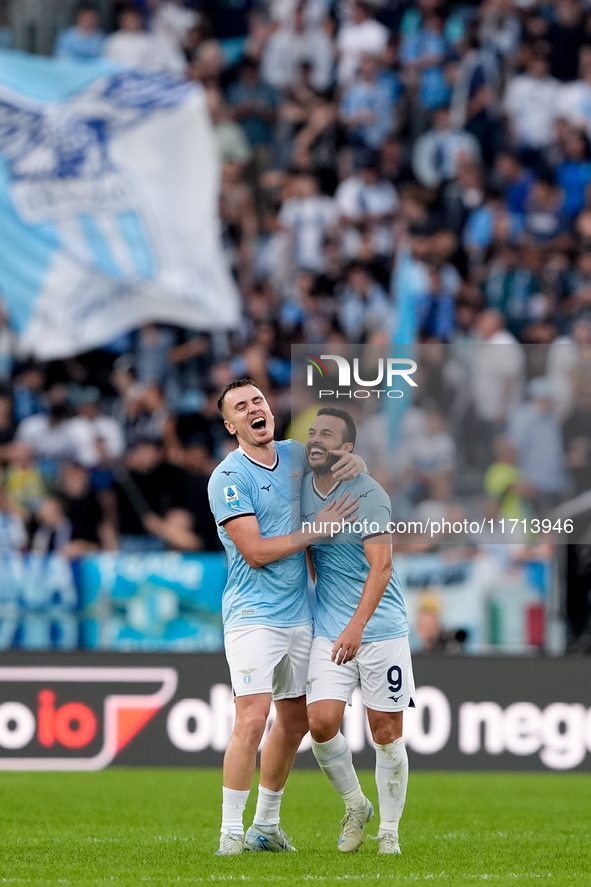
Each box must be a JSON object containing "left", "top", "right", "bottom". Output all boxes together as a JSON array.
[
  {"left": 262, "top": 25, "right": 334, "bottom": 91},
  {"left": 503, "top": 73, "right": 560, "bottom": 149},
  {"left": 279, "top": 195, "right": 337, "bottom": 272},
  {"left": 16, "top": 414, "right": 124, "bottom": 467},
  {"left": 471, "top": 331, "right": 525, "bottom": 423},
  {"left": 560, "top": 79, "right": 591, "bottom": 140},
  {"left": 16, "top": 415, "right": 96, "bottom": 466},
  {"left": 80, "top": 415, "right": 126, "bottom": 461},
  {"left": 412, "top": 127, "right": 481, "bottom": 189},
  {"left": 104, "top": 30, "right": 185, "bottom": 75},
  {"left": 335, "top": 174, "right": 398, "bottom": 220},
  {"left": 270, "top": 0, "right": 328, "bottom": 28},
  {"left": 0, "top": 512, "right": 27, "bottom": 553},
  {"left": 395, "top": 424, "right": 456, "bottom": 478},
  {"left": 336, "top": 174, "right": 398, "bottom": 256},
  {"left": 337, "top": 18, "right": 389, "bottom": 85}
]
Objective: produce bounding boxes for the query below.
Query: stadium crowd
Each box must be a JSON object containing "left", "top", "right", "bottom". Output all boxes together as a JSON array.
[{"left": 1, "top": 0, "right": 591, "bottom": 561}]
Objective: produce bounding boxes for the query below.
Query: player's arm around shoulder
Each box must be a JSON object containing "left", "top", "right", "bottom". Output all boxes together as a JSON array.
[
  {"left": 222, "top": 479, "right": 359, "bottom": 569},
  {"left": 291, "top": 438, "right": 367, "bottom": 481}
]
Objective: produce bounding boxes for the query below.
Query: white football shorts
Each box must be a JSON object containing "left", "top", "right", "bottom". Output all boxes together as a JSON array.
[
  {"left": 224, "top": 623, "right": 313, "bottom": 700},
  {"left": 306, "top": 633, "right": 415, "bottom": 712}
]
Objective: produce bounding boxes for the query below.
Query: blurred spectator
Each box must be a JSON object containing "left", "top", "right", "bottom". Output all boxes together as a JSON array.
[
  {"left": 494, "top": 151, "right": 536, "bottom": 215},
  {"left": 135, "top": 324, "right": 177, "bottom": 389},
  {"left": 483, "top": 243, "right": 541, "bottom": 338},
  {"left": 338, "top": 262, "right": 392, "bottom": 342},
  {"left": 4, "top": 443, "right": 45, "bottom": 516},
  {"left": 449, "top": 21, "right": 501, "bottom": 163},
  {"left": 30, "top": 497, "right": 74, "bottom": 557},
  {"left": 120, "top": 382, "right": 169, "bottom": 448},
  {"left": 415, "top": 258, "right": 457, "bottom": 341},
  {"left": 104, "top": 5, "right": 183, "bottom": 73},
  {"left": 190, "top": 39, "right": 224, "bottom": 88},
  {"left": 412, "top": 105, "right": 481, "bottom": 189},
  {"left": 335, "top": 155, "right": 399, "bottom": 259},
  {"left": 58, "top": 461, "right": 105, "bottom": 556},
  {"left": 399, "top": 10, "right": 451, "bottom": 125},
  {"left": 396, "top": 407, "right": 456, "bottom": 488},
  {"left": 444, "top": 161, "right": 486, "bottom": 242},
  {"left": 507, "top": 376, "right": 568, "bottom": 508},
  {"left": 172, "top": 430, "right": 221, "bottom": 551},
  {"left": 206, "top": 88, "right": 252, "bottom": 165},
  {"left": 523, "top": 176, "right": 572, "bottom": 250},
  {"left": 337, "top": 1, "right": 389, "bottom": 86},
  {"left": 341, "top": 53, "right": 395, "bottom": 152},
  {"left": 504, "top": 45, "right": 560, "bottom": 159},
  {"left": 561, "top": 46, "right": 591, "bottom": 139},
  {"left": 142, "top": 508, "right": 203, "bottom": 552},
  {"left": 415, "top": 587, "right": 444, "bottom": 651},
  {"left": 12, "top": 364, "right": 46, "bottom": 424},
  {"left": 484, "top": 436, "right": 533, "bottom": 523},
  {"left": 468, "top": 310, "right": 525, "bottom": 464},
  {"left": 413, "top": 473, "right": 454, "bottom": 525},
  {"left": 73, "top": 387, "right": 125, "bottom": 463},
  {"left": 546, "top": 0, "right": 587, "bottom": 84},
  {"left": 563, "top": 371, "right": 591, "bottom": 494},
  {"left": 109, "top": 438, "right": 184, "bottom": 551},
  {"left": 261, "top": 4, "right": 333, "bottom": 92},
  {"left": 415, "top": 586, "right": 468, "bottom": 653},
  {"left": 16, "top": 404, "right": 95, "bottom": 476},
  {"left": 226, "top": 56, "right": 278, "bottom": 151},
  {"left": 54, "top": 2, "right": 105, "bottom": 61},
  {"left": 555, "top": 128, "right": 591, "bottom": 219},
  {"left": 197, "top": 0, "right": 254, "bottom": 67},
  {"left": 0, "top": 486, "right": 27, "bottom": 554},
  {"left": 479, "top": 0, "right": 521, "bottom": 59},
  {"left": 278, "top": 173, "right": 337, "bottom": 273}
]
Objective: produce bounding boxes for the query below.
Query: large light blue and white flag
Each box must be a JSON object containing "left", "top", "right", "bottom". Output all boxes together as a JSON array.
[{"left": 0, "top": 51, "right": 240, "bottom": 359}]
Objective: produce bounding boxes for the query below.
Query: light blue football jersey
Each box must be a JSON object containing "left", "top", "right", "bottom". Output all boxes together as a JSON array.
[
  {"left": 301, "top": 473, "right": 408, "bottom": 643},
  {"left": 208, "top": 439, "right": 312, "bottom": 630}
]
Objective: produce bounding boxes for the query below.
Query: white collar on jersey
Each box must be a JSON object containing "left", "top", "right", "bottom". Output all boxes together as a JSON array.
[
  {"left": 238, "top": 444, "right": 278, "bottom": 471},
  {"left": 312, "top": 476, "right": 342, "bottom": 501}
]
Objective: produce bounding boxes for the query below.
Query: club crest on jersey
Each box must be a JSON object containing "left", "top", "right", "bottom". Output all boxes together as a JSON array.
[
  {"left": 239, "top": 668, "right": 256, "bottom": 684},
  {"left": 224, "top": 486, "right": 240, "bottom": 509}
]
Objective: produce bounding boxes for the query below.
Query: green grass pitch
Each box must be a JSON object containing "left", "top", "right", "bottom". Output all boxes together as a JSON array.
[{"left": 0, "top": 769, "right": 590, "bottom": 886}]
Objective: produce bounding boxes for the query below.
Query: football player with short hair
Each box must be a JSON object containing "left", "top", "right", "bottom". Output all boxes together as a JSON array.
[
  {"left": 301, "top": 407, "right": 414, "bottom": 855},
  {"left": 208, "top": 380, "right": 361, "bottom": 855}
]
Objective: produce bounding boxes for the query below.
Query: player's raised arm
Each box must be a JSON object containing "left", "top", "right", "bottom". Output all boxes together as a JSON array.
[
  {"left": 331, "top": 537, "right": 392, "bottom": 665},
  {"left": 224, "top": 493, "right": 358, "bottom": 569}
]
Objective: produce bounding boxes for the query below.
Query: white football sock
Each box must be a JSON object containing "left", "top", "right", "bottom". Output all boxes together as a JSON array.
[
  {"left": 221, "top": 787, "right": 249, "bottom": 835},
  {"left": 312, "top": 732, "right": 366, "bottom": 811},
  {"left": 374, "top": 738, "right": 408, "bottom": 834},
  {"left": 253, "top": 785, "right": 283, "bottom": 830}
]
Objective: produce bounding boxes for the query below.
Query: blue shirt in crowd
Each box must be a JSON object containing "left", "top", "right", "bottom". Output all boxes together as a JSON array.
[{"left": 54, "top": 27, "right": 105, "bottom": 61}]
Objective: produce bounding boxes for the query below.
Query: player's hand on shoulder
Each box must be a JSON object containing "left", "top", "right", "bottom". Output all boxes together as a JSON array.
[
  {"left": 330, "top": 450, "right": 365, "bottom": 481},
  {"left": 332, "top": 621, "right": 364, "bottom": 665},
  {"left": 316, "top": 492, "right": 358, "bottom": 530}
]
